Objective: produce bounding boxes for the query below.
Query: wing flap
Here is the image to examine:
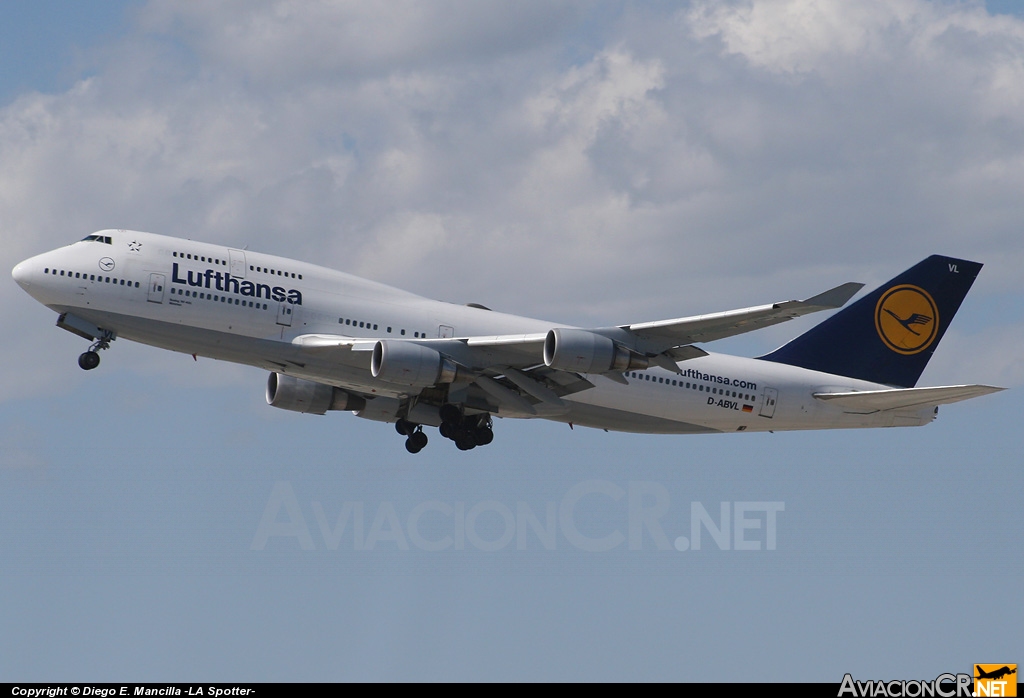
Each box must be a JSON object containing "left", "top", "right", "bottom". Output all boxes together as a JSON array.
[{"left": 813, "top": 385, "right": 1004, "bottom": 412}]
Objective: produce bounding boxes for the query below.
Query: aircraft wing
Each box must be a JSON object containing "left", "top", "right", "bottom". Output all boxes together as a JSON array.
[
  {"left": 291, "top": 334, "right": 372, "bottom": 351},
  {"left": 291, "top": 332, "right": 550, "bottom": 369},
  {"left": 289, "top": 281, "right": 864, "bottom": 383},
  {"left": 290, "top": 332, "right": 589, "bottom": 415},
  {"left": 813, "top": 385, "right": 1004, "bottom": 412},
  {"left": 450, "top": 281, "right": 864, "bottom": 365},
  {"left": 620, "top": 282, "right": 864, "bottom": 354}
]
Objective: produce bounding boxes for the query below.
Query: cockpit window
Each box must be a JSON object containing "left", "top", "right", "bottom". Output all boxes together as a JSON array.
[{"left": 79, "top": 234, "right": 113, "bottom": 244}]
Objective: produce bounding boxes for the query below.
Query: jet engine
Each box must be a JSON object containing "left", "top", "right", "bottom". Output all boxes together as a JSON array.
[
  {"left": 371, "top": 340, "right": 462, "bottom": 387},
  {"left": 543, "top": 328, "right": 650, "bottom": 374},
  {"left": 266, "top": 373, "right": 366, "bottom": 415}
]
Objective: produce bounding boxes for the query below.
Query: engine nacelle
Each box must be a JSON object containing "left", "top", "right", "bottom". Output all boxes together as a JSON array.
[
  {"left": 371, "top": 340, "right": 461, "bottom": 387},
  {"left": 266, "top": 373, "right": 366, "bottom": 415},
  {"left": 543, "top": 328, "right": 650, "bottom": 374}
]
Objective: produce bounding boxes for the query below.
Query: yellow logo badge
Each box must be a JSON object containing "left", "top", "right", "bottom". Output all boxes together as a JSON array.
[
  {"left": 975, "top": 664, "right": 1017, "bottom": 697},
  {"left": 874, "top": 284, "right": 939, "bottom": 355}
]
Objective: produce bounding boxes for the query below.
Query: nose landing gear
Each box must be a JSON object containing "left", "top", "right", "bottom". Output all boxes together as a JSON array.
[
  {"left": 78, "top": 331, "right": 114, "bottom": 371},
  {"left": 78, "top": 351, "right": 101, "bottom": 370}
]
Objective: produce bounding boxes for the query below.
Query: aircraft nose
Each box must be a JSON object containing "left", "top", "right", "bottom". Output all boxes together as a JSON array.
[{"left": 12, "top": 260, "right": 31, "bottom": 289}]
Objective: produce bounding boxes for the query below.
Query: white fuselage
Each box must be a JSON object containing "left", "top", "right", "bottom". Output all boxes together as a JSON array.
[{"left": 12, "top": 230, "right": 935, "bottom": 434}]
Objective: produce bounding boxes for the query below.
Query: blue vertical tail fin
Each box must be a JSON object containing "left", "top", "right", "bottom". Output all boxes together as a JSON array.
[{"left": 758, "top": 255, "right": 982, "bottom": 387}]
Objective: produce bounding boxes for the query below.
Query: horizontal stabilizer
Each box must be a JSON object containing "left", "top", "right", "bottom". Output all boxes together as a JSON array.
[{"left": 813, "top": 384, "right": 1004, "bottom": 411}]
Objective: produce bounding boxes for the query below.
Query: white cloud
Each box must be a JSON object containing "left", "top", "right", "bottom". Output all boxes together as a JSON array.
[
  {"left": 137, "top": 0, "right": 582, "bottom": 83},
  {"left": 3, "top": 0, "right": 1024, "bottom": 402}
]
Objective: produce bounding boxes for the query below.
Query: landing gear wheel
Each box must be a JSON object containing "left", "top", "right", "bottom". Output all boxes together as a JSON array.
[
  {"left": 455, "top": 433, "right": 476, "bottom": 451},
  {"left": 473, "top": 427, "right": 494, "bottom": 446},
  {"left": 439, "top": 403, "right": 462, "bottom": 425},
  {"left": 396, "top": 418, "right": 414, "bottom": 436},
  {"left": 404, "top": 427, "right": 428, "bottom": 454},
  {"left": 78, "top": 351, "right": 100, "bottom": 370}
]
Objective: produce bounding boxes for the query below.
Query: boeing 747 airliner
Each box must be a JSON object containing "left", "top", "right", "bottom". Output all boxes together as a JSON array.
[{"left": 12, "top": 230, "right": 1003, "bottom": 452}]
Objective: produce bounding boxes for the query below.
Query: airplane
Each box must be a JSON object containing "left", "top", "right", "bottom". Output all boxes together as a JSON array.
[
  {"left": 11, "top": 229, "right": 1004, "bottom": 453},
  {"left": 975, "top": 666, "right": 1017, "bottom": 681}
]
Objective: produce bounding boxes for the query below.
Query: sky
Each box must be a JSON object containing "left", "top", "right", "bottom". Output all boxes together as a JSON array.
[{"left": 1, "top": 0, "right": 1021, "bottom": 682}]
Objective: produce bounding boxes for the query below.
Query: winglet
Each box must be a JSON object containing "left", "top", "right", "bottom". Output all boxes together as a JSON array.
[{"left": 799, "top": 282, "right": 864, "bottom": 309}]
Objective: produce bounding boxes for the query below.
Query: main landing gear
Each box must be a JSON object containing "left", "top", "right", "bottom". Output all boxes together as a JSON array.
[
  {"left": 78, "top": 332, "right": 114, "bottom": 371},
  {"left": 439, "top": 404, "right": 494, "bottom": 451},
  {"left": 396, "top": 419, "right": 429, "bottom": 454},
  {"left": 396, "top": 405, "right": 495, "bottom": 454}
]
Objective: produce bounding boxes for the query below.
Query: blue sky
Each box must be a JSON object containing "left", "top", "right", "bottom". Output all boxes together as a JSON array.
[{"left": 1, "top": 0, "right": 1022, "bottom": 682}]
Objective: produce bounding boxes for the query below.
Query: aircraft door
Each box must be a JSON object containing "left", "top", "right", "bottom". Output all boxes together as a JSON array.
[
  {"left": 439, "top": 324, "right": 454, "bottom": 338},
  {"left": 148, "top": 273, "right": 166, "bottom": 303},
  {"left": 229, "top": 249, "right": 247, "bottom": 278},
  {"left": 759, "top": 387, "right": 778, "bottom": 418},
  {"left": 276, "top": 301, "right": 293, "bottom": 326}
]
